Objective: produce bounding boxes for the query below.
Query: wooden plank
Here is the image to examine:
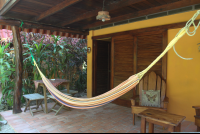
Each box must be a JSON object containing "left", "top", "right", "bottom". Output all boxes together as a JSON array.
[
  {"left": 149, "top": 123, "right": 154, "bottom": 133},
  {"left": 144, "top": 0, "right": 155, "bottom": 7},
  {"left": 161, "top": 80, "right": 166, "bottom": 101},
  {"left": 0, "top": 16, "right": 88, "bottom": 35},
  {"left": 60, "top": 0, "right": 145, "bottom": 26},
  {"left": 143, "top": 76, "right": 148, "bottom": 90},
  {"left": 12, "top": 25, "right": 22, "bottom": 114},
  {"left": 111, "top": 38, "right": 114, "bottom": 89},
  {"left": 139, "top": 79, "right": 143, "bottom": 105},
  {"left": 148, "top": 72, "right": 157, "bottom": 91},
  {"left": 141, "top": 117, "right": 146, "bottom": 133},
  {"left": 131, "top": 105, "right": 167, "bottom": 114},
  {"left": 36, "top": 0, "right": 81, "bottom": 21},
  {"left": 133, "top": 36, "right": 137, "bottom": 97},
  {"left": 0, "top": 0, "right": 20, "bottom": 15},
  {"left": 161, "top": 80, "right": 166, "bottom": 107},
  {"left": 137, "top": 32, "right": 163, "bottom": 80},
  {"left": 83, "top": 0, "right": 200, "bottom": 29},
  {"left": 113, "top": 35, "right": 134, "bottom": 101},
  {"left": 162, "top": 30, "right": 168, "bottom": 80},
  {"left": 133, "top": 37, "right": 138, "bottom": 77},
  {"left": 92, "top": 40, "right": 97, "bottom": 97},
  {"left": 156, "top": 76, "right": 161, "bottom": 91}
]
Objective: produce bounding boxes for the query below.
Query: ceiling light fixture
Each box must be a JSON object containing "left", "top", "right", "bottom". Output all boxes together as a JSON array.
[{"left": 96, "top": 0, "right": 111, "bottom": 22}]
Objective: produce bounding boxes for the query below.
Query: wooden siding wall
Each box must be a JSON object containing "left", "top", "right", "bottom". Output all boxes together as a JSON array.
[
  {"left": 112, "top": 31, "right": 165, "bottom": 100},
  {"left": 113, "top": 35, "right": 134, "bottom": 100},
  {"left": 137, "top": 33, "right": 163, "bottom": 77}
]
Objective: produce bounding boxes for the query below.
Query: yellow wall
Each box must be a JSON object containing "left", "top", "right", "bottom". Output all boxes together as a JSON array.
[
  {"left": 87, "top": 31, "right": 93, "bottom": 98},
  {"left": 87, "top": 10, "right": 200, "bottom": 121},
  {"left": 167, "top": 27, "right": 200, "bottom": 122}
]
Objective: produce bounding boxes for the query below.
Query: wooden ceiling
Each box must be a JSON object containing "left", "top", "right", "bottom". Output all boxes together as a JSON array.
[{"left": 1, "top": 0, "right": 200, "bottom": 35}]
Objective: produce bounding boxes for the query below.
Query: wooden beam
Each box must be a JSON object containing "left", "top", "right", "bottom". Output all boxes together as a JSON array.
[
  {"left": 0, "top": 16, "right": 88, "bottom": 35},
  {"left": 144, "top": 0, "right": 155, "bottom": 7},
  {"left": 60, "top": 0, "right": 146, "bottom": 26},
  {"left": 36, "top": 0, "right": 82, "bottom": 21},
  {"left": 12, "top": 25, "right": 22, "bottom": 114},
  {"left": 0, "top": 0, "right": 20, "bottom": 15},
  {"left": 83, "top": 0, "right": 200, "bottom": 29}
]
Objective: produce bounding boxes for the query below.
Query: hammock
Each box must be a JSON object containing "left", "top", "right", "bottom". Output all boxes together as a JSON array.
[{"left": 31, "top": 10, "right": 200, "bottom": 109}]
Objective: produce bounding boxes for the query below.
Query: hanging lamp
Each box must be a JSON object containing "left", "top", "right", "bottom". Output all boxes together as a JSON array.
[{"left": 96, "top": 0, "right": 111, "bottom": 22}]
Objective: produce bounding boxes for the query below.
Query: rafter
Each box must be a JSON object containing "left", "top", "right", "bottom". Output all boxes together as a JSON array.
[
  {"left": 144, "top": 0, "right": 155, "bottom": 7},
  {"left": 0, "top": 0, "right": 20, "bottom": 15},
  {"left": 36, "top": 0, "right": 82, "bottom": 21},
  {"left": 0, "top": 16, "right": 88, "bottom": 35},
  {"left": 60, "top": 0, "right": 146, "bottom": 27},
  {"left": 82, "top": 0, "right": 200, "bottom": 30}
]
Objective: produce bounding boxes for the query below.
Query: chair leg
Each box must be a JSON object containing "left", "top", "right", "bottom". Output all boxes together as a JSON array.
[
  {"left": 133, "top": 113, "right": 135, "bottom": 125},
  {"left": 37, "top": 100, "right": 43, "bottom": 111},
  {"left": 24, "top": 99, "right": 30, "bottom": 112},
  {"left": 39, "top": 100, "right": 44, "bottom": 112},
  {"left": 36, "top": 100, "right": 41, "bottom": 110},
  {"left": 29, "top": 101, "right": 34, "bottom": 116},
  {"left": 55, "top": 105, "right": 64, "bottom": 116},
  {"left": 50, "top": 101, "right": 58, "bottom": 113}
]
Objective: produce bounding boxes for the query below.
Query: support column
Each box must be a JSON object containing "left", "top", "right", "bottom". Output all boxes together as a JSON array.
[{"left": 12, "top": 26, "right": 22, "bottom": 114}]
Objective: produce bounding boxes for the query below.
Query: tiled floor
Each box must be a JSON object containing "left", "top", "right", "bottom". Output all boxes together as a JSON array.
[{"left": 0, "top": 103, "right": 197, "bottom": 133}]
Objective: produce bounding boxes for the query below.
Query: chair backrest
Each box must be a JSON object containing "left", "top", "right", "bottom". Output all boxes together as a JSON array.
[{"left": 139, "top": 71, "right": 166, "bottom": 108}]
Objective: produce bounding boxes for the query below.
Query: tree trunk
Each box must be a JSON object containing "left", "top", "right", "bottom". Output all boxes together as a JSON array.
[{"left": 12, "top": 26, "right": 22, "bottom": 114}]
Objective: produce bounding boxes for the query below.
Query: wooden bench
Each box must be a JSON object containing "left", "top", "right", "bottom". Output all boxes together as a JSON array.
[
  {"left": 47, "top": 93, "right": 72, "bottom": 116},
  {"left": 138, "top": 109, "right": 186, "bottom": 133},
  {"left": 23, "top": 93, "right": 45, "bottom": 116}
]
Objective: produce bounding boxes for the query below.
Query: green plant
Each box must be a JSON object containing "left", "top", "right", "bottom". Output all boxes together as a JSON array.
[
  {"left": 0, "top": 44, "right": 14, "bottom": 87},
  {"left": 0, "top": 43, "right": 15, "bottom": 107},
  {"left": 73, "top": 66, "right": 87, "bottom": 93},
  {"left": 23, "top": 37, "right": 51, "bottom": 80}
]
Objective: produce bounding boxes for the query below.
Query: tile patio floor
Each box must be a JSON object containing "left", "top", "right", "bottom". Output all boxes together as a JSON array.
[{"left": 0, "top": 103, "right": 197, "bottom": 133}]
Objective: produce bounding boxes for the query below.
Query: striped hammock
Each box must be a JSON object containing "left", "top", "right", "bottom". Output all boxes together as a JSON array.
[{"left": 32, "top": 10, "right": 200, "bottom": 109}]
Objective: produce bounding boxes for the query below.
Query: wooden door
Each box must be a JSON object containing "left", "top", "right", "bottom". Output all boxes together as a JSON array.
[
  {"left": 111, "top": 35, "right": 135, "bottom": 107},
  {"left": 93, "top": 40, "right": 111, "bottom": 96},
  {"left": 111, "top": 31, "right": 167, "bottom": 107}
]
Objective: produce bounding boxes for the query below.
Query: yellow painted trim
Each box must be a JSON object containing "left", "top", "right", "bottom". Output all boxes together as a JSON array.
[
  {"left": 87, "top": 30, "right": 94, "bottom": 98},
  {"left": 93, "top": 10, "right": 200, "bottom": 36}
]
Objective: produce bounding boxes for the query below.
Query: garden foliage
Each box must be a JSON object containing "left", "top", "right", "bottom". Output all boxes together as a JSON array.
[{"left": 0, "top": 32, "right": 87, "bottom": 108}]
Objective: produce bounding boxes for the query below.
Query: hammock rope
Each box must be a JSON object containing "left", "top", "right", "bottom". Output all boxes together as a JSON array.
[{"left": 27, "top": 10, "right": 200, "bottom": 109}]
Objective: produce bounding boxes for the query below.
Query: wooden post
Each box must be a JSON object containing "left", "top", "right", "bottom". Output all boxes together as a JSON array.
[{"left": 12, "top": 26, "right": 22, "bottom": 114}]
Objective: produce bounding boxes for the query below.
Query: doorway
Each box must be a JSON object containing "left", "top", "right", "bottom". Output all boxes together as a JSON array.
[{"left": 93, "top": 38, "right": 111, "bottom": 97}]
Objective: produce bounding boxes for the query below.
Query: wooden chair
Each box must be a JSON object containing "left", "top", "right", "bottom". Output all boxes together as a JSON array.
[
  {"left": 130, "top": 71, "right": 169, "bottom": 125},
  {"left": 23, "top": 93, "right": 45, "bottom": 116},
  {"left": 47, "top": 93, "right": 72, "bottom": 116}
]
